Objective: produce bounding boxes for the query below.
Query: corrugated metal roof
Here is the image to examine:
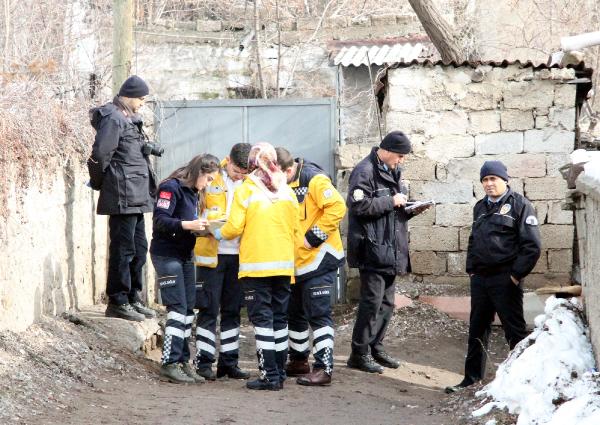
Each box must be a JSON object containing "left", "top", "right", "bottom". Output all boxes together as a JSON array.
[{"left": 333, "top": 43, "right": 434, "bottom": 67}]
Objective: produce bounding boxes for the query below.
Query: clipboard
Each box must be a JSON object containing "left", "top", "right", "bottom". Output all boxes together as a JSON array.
[{"left": 404, "top": 200, "right": 435, "bottom": 213}]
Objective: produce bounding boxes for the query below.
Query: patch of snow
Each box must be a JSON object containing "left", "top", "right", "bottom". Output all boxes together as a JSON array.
[{"left": 472, "top": 297, "right": 600, "bottom": 424}]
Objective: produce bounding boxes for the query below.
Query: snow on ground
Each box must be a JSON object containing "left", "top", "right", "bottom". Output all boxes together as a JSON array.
[{"left": 472, "top": 297, "right": 600, "bottom": 425}]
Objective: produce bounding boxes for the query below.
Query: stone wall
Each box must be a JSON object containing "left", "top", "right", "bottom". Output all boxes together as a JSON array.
[
  {"left": 336, "top": 63, "right": 577, "bottom": 290},
  {"left": 573, "top": 163, "right": 600, "bottom": 364}
]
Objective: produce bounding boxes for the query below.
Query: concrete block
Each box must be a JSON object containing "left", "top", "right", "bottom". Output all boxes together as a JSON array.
[
  {"left": 402, "top": 156, "right": 437, "bottom": 180},
  {"left": 554, "top": 84, "right": 576, "bottom": 107},
  {"left": 447, "top": 155, "right": 546, "bottom": 180},
  {"left": 410, "top": 180, "right": 474, "bottom": 204},
  {"left": 420, "top": 91, "right": 456, "bottom": 111},
  {"left": 540, "top": 224, "right": 574, "bottom": 249},
  {"left": 475, "top": 132, "right": 523, "bottom": 154},
  {"left": 297, "top": 17, "right": 319, "bottom": 30},
  {"left": 532, "top": 201, "right": 548, "bottom": 224},
  {"left": 409, "top": 204, "right": 436, "bottom": 225},
  {"left": 422, "top": 275, "right": 471, "bottom": 286},
  {"left": 548, "top": 249, "right": 573, "bottom": 272},
  {"left": 500, "top": 110, "right": 535, "bottom": 131},
  {"left": 458, "top": 83, "right": 502, "bottom": 110},
  {"left": 524, "top": 177, "right": 568, "bottom": 200},
  {"left": 420, "top": 296, "right": 471, "bottom": 321},
  {"left": 394, "top": 294, "right": 415, "bottom": 309},
  {"left": 547, "top": 201, "right": 574, "bottom": 224},
  {"left": 387, "top": 89, "right": 421, "bottom": 112},
  {"left": 409, "top": 226, "right": 459, "bottom": 251},
  {"left": 524, "top": 129, "right": 575, "bottom": 153},
  {"left": 327, "top": 16, "right": 348, "bottom": 28},
  {"left": 447, "top": 252, "right": 468, "bottom": 275},
  {"left": 196, "top": 19, "right": 222, "bottom": 32},
  {"left": 469, "top": 111, "right": 501, "bottom": 133},
  {"left": 550, "top": 68, "right": 576, "bottom": 81},
  {"left": 532, "top": 251, "right": 548, "bottom": 273},
  {"left": 535, "top": 115, "right": 549, "bottom": 129},
  {"left": 435, "top": 203, "right": 474, "bottom": 227},
  {"left": 473, "top": 178, "right": 523, "bottom": 199},
  {"left": 426, "top": 110, "right": 470, "bottom": 136},
  {"left": 535, "top": 69, "right": 552, "bottom": 80},
  {"left": 546, "top": 153, "right": 571, "bottom": 176},
  {"left": 371, "top": 14, "right": 397, "bottom": 26},
  {"left": 459, "top": 226, "right": 472, "bottom": 250},
  {"left": 386, "top": 111, "right": 429, "bottom": 135},
  {"left": 410, "top": 251, "right": 447, "bottom": 274},
  {"left": 503, "top": 80, "right": 555, "bottom": 110},
  {"left": 424, "top": 135, "right": 474, "bottom": 161},
  {"left": 335, "top": 144, "right": 373, "bottom": 169},
  {"left": 548, "top": 108, "right": 576, "bottom": 131},
  {"left": 489, "top": 66, "right": 534, "bottom": 82},
  {"left": 524, "top": 273, "right": 572, "bottom": 289}
]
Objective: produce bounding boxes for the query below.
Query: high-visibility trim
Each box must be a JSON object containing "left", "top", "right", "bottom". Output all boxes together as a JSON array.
[
  {"left": 275, "top": 341, "right": 288, "bottom": 351},
  {"left": 313, "top": 326, "right": 335, "bottom": 340},
  {"left": 220, "top": 341, "right": 240, "bottom": 353},
  {"left": 240, "top": 261, "right": 294, "bottom": 273},
  {"left": 313, "top": 338, "right": 334, "bottom": 353},
  {"left": 165, "top": 326, "right": 185, "bottom": 339},
  {"left": 289, "top": 340, "right": 310, "bottom": 352},
  {"left": 197, "top": 341, "right": 216, "bottom": 355},
  {"left": 274, "top": 327, "right": 288, "bottom": 339},
  {"left": 241, "top": 191, "right": 297, "bottom": 209},
  {"left": 295, "top": 243, "right": 344, "bottom": 276},
  {"left": 289, "top": 329, "right": 310, "bottom": 340},
  {"left": 256, "top": 340, "right": 275, "bottom": 350},
  {"left": 184, "top": 329, "right": 191, "bottom": 338},
  {"left": 195, "top": 255, "right": 218, "bottom": 264},
  {"left": 167, "top": 311, "right": 186, "bottom": 323},
  {"left": 196, "top": 327, "right": 216, "bottom": 341},
  {"left": 220, "top": 327, "right": 240, "bottom": 340},
  {"left": 254, "top": 326, "right": 274, "bottom": 337},
  {"left": 185, "top": 315, "right": 195, "bottom": 325}
]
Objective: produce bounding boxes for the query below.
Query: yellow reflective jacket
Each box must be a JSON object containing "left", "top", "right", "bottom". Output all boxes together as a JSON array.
[
  {"left": 290, "top": 159, "right": 346, "bottom": 281},
  {"left": 193, "top": 161, "right": 228, "bottom": 268},
  {"left": 221, "top": 175, "right": 299, "bottom": 278}
]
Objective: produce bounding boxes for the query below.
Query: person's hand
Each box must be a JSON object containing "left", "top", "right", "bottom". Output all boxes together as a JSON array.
[
  {"left": 213, "top": 228, "right": 223, "bottom": 241},
  {"left": 182, "top": 218, "right": 208, "bottom": 232},
  {"left": 393, "top": 193, "right": 407, "bottom": 207},
  {"left": 304, "top": 237, "right": 313, "bottom": 249},
  {"left": 510, "top": 275, "right": 519, "bottom": 285}
]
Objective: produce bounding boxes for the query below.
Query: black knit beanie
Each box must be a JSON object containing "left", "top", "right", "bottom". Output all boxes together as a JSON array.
[
  {"left": 480, "top": 160, "right": 509, "bottom": 182},
  {"left": 118, "top": 75, "right": 150, "bottom": 98},
  {"left": 380, "top": 131, "right": 411, "bottom": 154}
]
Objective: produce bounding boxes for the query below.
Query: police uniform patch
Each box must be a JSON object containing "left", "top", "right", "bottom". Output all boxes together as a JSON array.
[
  {"left": 352, "top": 189, "right": 364, "bottom": 201},
  {"left": 159, "top": 191, "right": 172, "bottom": 200},
  {"left": 499, "top": 204, "right": 511, "bottom": 215},
  {"left": 323, "top": 188, "right": 333, "bottom": 199},
  {"left": 157, "top": 198, "right": 170, "bottom": 209},
  {"left": 525, "top": 215, "right": 539, "bottom": 226}
]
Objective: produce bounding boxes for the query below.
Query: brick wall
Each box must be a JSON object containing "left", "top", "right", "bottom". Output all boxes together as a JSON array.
[{"left": 336, "top": 63, "right": 576, "bottom": 290}]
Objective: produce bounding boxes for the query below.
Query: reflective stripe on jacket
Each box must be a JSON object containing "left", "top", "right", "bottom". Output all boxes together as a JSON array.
[
  {"left": 220, "top": 177, "right": 299, "bottom": 278},
  {"left": 193, "top": 160, "right": 228, "bottom": 268},
  {"left": 289, "top": 159, "right": 346, "bottom": 281}
]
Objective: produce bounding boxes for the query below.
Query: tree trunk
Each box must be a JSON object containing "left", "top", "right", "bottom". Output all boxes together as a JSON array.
[
  {"left": 408, "top": 0, "right": 465, "bottom": 63},
  {"left": 254, "top": 1, "right": 267, "bottom": 99}
]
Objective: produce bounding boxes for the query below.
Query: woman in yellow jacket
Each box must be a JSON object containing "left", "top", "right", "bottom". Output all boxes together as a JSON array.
[{"left": 214, "top": 142, "right": 298, "bottom": 391}]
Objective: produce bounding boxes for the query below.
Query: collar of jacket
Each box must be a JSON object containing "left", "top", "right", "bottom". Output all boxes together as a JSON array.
[
  {"left": 369, "top": 147, "right": 400, "bottom": 187},
  {"left": 485, "top": 186, "right": 514, "bottom": 212}
]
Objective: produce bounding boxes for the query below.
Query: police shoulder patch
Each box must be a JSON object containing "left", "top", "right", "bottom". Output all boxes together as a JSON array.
[
  {"left": 352, "top": 189, "right": 364, "bottom": 201},
  {"left": 499, "top": 204, "right": 511, "bottom": 215},
  {"left": 157, "top": 198, "right": 171, "bottom": 209},
  {"left": 323, "top": 188, "right": 333, "bottom": 199},
  {"left": 525, "top": 215, "right": 539, "bottom": 226}
]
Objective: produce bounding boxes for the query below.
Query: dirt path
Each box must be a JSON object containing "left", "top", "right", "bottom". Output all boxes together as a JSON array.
[{"left": 2, "top": 301, "right": 510, "bottom": 425}]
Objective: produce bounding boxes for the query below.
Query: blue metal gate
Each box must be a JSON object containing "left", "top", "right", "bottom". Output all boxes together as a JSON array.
[{"left": 154, "top": 98, "right": 345, "bottom": 302}]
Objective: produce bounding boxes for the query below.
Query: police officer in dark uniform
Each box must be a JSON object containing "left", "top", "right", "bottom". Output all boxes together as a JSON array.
[
  {"left": 346, "top": 131, "right": 429, "bottom": 373},
  {"left": 446, "top": 160, "right": 541, "bottom": 393},
  {"left": 88, "top": 75, "right": 158, "bottom": 321}
]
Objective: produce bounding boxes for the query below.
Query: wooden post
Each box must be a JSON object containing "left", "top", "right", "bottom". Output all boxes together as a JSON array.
[{"left": 112, "top": 0, "right": 133, "bottom": 96}]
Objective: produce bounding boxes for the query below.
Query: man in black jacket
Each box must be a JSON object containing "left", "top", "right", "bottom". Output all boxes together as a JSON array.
[
  {"left": 88, "top": 75, "right": 158, "bottom": 322},
  {"left": 446, "top": 160, "right": 541, "bottom": 393},
  {"left": 346, "top": 131, "right": 428, "bottom": 373}
]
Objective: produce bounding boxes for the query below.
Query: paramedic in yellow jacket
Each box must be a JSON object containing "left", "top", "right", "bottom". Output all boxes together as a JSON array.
[
  {"left": 193, "top": 143, "right": 252, "bottom": 381},
  {"left": 214, "top": 142, "right": 299, "bottom": 391},
  {"left": 276, "top": 148, "right": 346, "bottom": 387}
]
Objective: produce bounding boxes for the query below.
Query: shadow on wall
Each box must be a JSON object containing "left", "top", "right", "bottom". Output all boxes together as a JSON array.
[{"left": 39, "top": 256, "right": 67, "bottom": 318}]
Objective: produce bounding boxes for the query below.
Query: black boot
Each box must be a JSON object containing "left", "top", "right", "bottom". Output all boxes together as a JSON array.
[
  {"left": 196, "top": 366, "right": 216, "bottom": 381},
  {"left": 346, "top": 352, "right": 384, "bottom": 374},
  {"left": 217, "top": 365, "right": 250, "bottom": 380},
  {"left": 246, "top": 378, "right": 281, "bottom": 391},
  {"left": 445, "top": 379, "right": 475, "bottom": 394},
  {"left": 105, "top": 303, "right": 145, "bottom": 322},
  {"left": 372, "top": 351, "right": 400, "bottom": 369},
  {"left": 131, "top": 301, "right": 157, "bottom": 318}
]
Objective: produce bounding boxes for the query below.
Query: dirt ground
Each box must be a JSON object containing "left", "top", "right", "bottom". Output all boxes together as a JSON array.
[{"left": 0, "top": 289, "right": 512, "bottom": 425}]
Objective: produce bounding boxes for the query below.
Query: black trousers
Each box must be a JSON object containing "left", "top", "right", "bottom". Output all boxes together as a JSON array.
[
  {"left": 242, "top": 276, "right": 291, "bottom": 383},
  {"left": 464, "top": 272, "right": 528, "bottom": 384},
  {"left": 106, "top": 214, "right": 147, "bottom": 305},
  {"left": 351, "top": 270, "right": 396, "bottom": 356},
  {"left": 288, "top": 270, "right": 335, "bottom": 374},
  {"left": 195, "top": 255, "right": 243, "bottom": 369}
]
